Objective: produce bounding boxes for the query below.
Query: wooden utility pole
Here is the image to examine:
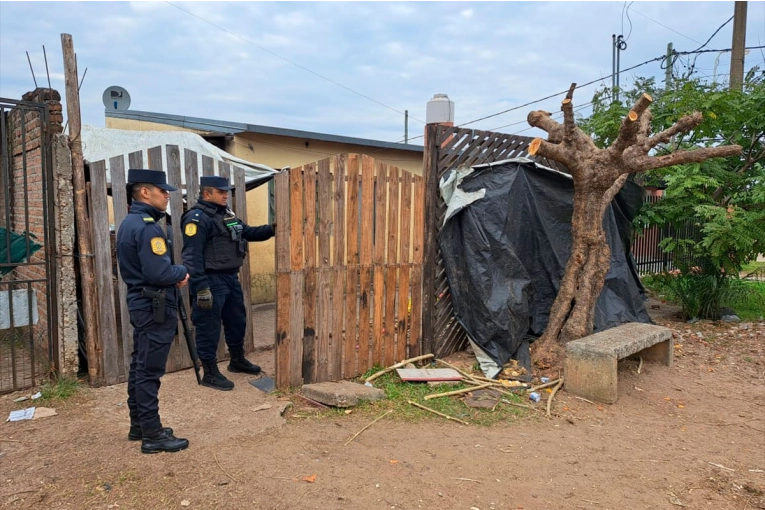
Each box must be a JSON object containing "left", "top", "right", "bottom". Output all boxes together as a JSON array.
[
  {"left": 729, "top": 1, "right": 747, "bottom": 91},
  {"left": 61, "top": 33, "right": 101, "bottom": 384}
]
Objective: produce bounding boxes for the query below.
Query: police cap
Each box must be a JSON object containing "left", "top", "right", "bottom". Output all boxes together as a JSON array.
[
  {"left": 200, "top": 176, "right": 235, "bottom": 191},
  {"left": 126, "top": 169, "right": 178, "bottom": 191}
]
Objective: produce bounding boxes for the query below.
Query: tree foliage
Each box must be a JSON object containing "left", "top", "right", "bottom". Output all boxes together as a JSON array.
[{"left": 580, "top": 70, "right": 765, "bottom": 277}]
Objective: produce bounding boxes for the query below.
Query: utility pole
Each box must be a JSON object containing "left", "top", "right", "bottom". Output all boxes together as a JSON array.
[
  {"left": 404, "top": 109, "right": 409, "bottom": 144},
  {"left": 61, "top": 33, "right": 100, "bottom": 384},
  {"left": 612, "top": 34, "right": 627, "bottom": 103},
  {"left": 729, "top": 1, "right": 747, "bottom": 91},
  {"left": 665, "top": 42, "right": 673, "bottom": 87}
]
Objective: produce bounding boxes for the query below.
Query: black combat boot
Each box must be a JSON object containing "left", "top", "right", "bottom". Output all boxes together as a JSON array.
[
  {"left": 227, "top": 347, "right": 261, "bottom": 375},
  {"left": 201, "top": 361, "right": 235, "bottom": 391},
  {"left": 141, "top": 428, "right": 189, "bottom": 454},
  {"left": 128, "top": 424, "right": 174, "bottom": 441}
]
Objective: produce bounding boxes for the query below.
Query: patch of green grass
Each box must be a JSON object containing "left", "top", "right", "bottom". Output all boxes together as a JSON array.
[
  {"left": 38, "top": 376, "right": 80, "bottom": 402},
  {"left": 727, "top": 280, "right": 765, "bottom": 321},
  {"left": 299, "top": 367, "right": 532, "bottom": 426}
]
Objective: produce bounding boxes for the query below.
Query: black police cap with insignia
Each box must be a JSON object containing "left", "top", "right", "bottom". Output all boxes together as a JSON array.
[
  {"left": 126, "top": 169, "right": 178, "bottom": 191},
  {"left": 200, "top": 175, "right": 235, "bottom": 191},
  {"left": 125, "top": 169, "right": 177, "bottom": 205}
]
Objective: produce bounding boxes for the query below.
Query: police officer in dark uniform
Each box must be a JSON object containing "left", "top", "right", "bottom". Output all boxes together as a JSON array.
[
  {"left": 181, "top": 175, "right": 274, "bottom": 390},
  {"left": 116, "top": 169, "right": 190, "bottom": 454}
]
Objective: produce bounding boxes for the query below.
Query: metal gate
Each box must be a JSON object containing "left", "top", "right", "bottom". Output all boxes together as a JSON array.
[{"left": 0, "top": 98, "right": 58, "bottom": 393}]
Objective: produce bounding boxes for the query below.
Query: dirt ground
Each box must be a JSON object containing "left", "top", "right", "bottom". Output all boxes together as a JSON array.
[{"left": 1, "top": 300, "right": 764, "bottom": 510}]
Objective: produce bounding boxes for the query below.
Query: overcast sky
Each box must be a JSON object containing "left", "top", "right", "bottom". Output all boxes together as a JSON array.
[{"left": 1, "top": 1, "right": 764, "bottom": 145}]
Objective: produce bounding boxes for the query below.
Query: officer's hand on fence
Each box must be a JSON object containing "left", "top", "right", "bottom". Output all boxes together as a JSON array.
[
  {"left": 176, "top": 274, "right": 189, "bottom": 288},
  {"left": 197, "top": 288, "right": 213, "bottom": 309},
  {"left": 271, "top": 222, "right": 277, "bottom": 234}
]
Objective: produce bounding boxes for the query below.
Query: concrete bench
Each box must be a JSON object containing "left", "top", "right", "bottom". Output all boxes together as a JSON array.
[{"left": 564, "top": 322, "right": 673, "bottom": 404}]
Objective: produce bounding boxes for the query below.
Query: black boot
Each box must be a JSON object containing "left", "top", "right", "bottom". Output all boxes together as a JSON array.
[
  {"left": 201, "top": 361, "right": 235, "bottom": 391},
  {"left": 141, "top": 428, "right": 189, "bottom": 454},
  {"left": 128, "top": 425, "right": 174, "bottom": 441},
  {"left": 227, "top": 348, "right": 261, "bottom": 375}
]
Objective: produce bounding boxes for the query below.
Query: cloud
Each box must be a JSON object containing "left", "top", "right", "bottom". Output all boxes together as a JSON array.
[{"left": 1, "top": 1, "right": 763, "bottom": 144}]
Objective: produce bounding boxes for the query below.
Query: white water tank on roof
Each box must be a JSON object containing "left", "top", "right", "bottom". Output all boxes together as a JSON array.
[{"left": 426, "top": 93, "right": 454, "bottom": 125}]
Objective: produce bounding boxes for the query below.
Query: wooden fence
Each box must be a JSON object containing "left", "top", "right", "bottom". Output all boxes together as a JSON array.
[
  {"left": 274, "top": 154, "right": 424, "bottom": 387},
  {"left": 87, "top": 145, "right": 254, "bottom": 385}
]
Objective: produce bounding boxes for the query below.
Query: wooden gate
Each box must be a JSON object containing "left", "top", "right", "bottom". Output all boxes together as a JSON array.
[
  {"left": 87, "top": 145, "right": 254, "bottom": 385},
  {"left": 274, "top": 154, "right": 424, "bottom": 387},
  {"left": 421, "top": 125, "right": 568, "bottom": 360}
]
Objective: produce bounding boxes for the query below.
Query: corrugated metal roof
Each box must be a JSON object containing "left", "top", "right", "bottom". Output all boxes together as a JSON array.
[{"left": 105, "top": 109, "right": 424, "bottom": 153}]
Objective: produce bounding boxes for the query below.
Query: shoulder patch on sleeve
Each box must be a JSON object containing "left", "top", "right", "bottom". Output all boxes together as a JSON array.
[
  {"left": 184, "top": 223, "right": 197, "bottom": 236},
  {"left": 150, "top": 237, "right": 167, "bottom": 256}
]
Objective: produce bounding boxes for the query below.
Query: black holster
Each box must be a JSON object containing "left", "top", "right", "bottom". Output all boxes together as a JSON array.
[{"left": 141, "top": 288, "right": 167, "bottom": 324}]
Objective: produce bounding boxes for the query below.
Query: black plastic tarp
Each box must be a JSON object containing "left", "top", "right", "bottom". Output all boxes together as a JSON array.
[{"left": 437, "top": 159, "right": 651, "bottom": 370}]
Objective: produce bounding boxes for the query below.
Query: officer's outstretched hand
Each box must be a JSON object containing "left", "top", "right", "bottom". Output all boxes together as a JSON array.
[
  {"left": 177, "top": 274, "right": 189, "bottom": 288},
  {"left": 197, "top": 288, "right": 213, "bottom": 309}
]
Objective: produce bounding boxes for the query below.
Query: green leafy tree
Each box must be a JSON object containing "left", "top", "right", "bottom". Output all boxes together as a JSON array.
[{"left": 580, "top": 70, "right": 765, "bottom": 318}]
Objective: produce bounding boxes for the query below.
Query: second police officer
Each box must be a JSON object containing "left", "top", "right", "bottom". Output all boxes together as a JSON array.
[{"left": 181, "top": 175, "right": 274, "bottom": 390}]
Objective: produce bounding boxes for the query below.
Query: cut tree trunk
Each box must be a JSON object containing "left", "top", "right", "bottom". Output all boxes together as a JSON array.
[{"left": 527, "top": 84, "right": 742, "bottom": 374}]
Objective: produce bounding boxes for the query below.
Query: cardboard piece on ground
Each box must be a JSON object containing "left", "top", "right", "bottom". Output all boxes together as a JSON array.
[
  {"left": 396, "top": 368, "right": 462, "bottom": 382},
  {"left": 249, "top": 376, "right": 275, "bottom": 393},
  {"left": 32, "top": 407, "right": 57, "bottom": 419}
]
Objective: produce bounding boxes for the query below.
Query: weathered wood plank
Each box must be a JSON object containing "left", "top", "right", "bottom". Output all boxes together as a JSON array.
[
  {"left": 372, "top": 161, "right": 387, "bottom": 366},
  {"left": 409, "top": 175, "right": 425, "bottom": 357},
  {"left": 397, "top": 170, "right": 413, "bottom": 362},
  {"left": 89, "top": 160, "right": 119, "bottom": 385},
  {"left": 233, "top": 166, "right": 254, "bottom": 355},
  {"left": 275, "top": 272, "right": 291, "bottom": 389},
  {"left": 274, "top": 171, "right": 291, "bottom": 388},
  {"left": 184, "top": 149, "right": 200, "bottom": 208},
  {"left": 331, "top": 155, "right": 346, "bottom": 379},
  {"left": 165, "top": 145, "right": 188, "bottom": 372},
  {"left": 384, "top": 165, "right": 399, "bottom": 364},
  {"left": 289, "top": 271, "right": 304, "bottom": 387},
  {"left": 421, "top": 125, "right": 439, "bottom": 356},
  {"left": 343, "top": 154, "right": 360, "bottom": 378},
  {"left": 358, "top": 155, "right": 375, "bottom": 372},
  {"left": 109, "top": 155, "right": 132, "bottom": 380},
  {"left": 316, "top": 158, "right": 332, "bottom": 381},
  {"left": 147, "top": 146, "right": 162, "bottom": 170},
  {"left": 302, "top": 163, "right": 317, "bottom": 383},
  {"left": 202, "top": 155, "right": 214, "bottom": 177},
  {"left": 128, "top": 150, "right": 143, "bottom": 169},
  {"left": 219, "top": 161, "right": 230, "bottom": 180},
  {"left": 287, "top": 167, "right": 305, "bottom": 385}
]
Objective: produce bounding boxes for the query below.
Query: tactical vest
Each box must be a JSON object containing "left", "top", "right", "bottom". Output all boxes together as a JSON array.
[{"left": 190, "top": 202, "right": 247, "bottom": 272}]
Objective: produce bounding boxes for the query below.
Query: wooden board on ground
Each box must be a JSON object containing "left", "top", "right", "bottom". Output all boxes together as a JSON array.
[{"left": 396, "top": 368, "right": 462, "bottom": 382}]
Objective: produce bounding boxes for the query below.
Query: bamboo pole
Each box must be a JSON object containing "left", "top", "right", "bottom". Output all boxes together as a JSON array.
[
  {"left": 408, "top": 401, "right": 469, "bottom": 425},
  {"left": 61, "top": 33, "right": 100, "bottom": 384}
]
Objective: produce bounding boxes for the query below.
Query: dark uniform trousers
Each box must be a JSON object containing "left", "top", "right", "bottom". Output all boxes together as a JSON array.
[
  {"left": 127, "top": 306, "right": 178, "bottom": 434},
  {"left": 192, "top": 272, "right": 246, "bottom": 363}
]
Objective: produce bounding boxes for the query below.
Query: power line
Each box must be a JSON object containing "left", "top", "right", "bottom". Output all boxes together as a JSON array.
[
  {"left": 165, "top": 1, "right": 425, "bottom": 125},
  {"left": 620, "top": 2, "right": 702, "bottom": 45},
  {"left": 457, "top": 45, "right": 765, "bottom": 129}
]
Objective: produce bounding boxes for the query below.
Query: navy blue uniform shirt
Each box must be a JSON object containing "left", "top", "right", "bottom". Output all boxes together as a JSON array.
[
  {"left": 116, "top": 201, "right": 187, "bottom": 310},
  {"left": 181, "top": 199, "right": 273, "bottom": 295}
]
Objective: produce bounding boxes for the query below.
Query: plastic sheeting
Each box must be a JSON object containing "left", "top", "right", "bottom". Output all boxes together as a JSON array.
[{"left": 437, "top": 158, "right": 651, "bottom": 372}]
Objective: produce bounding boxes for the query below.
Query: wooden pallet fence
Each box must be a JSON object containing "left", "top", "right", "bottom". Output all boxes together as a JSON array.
[
  {"left": 87, "top": 145, "right": 255, "bottom": 384},
  {"left": 274, "top": 154, "right": 424, "bottom": 388}
]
